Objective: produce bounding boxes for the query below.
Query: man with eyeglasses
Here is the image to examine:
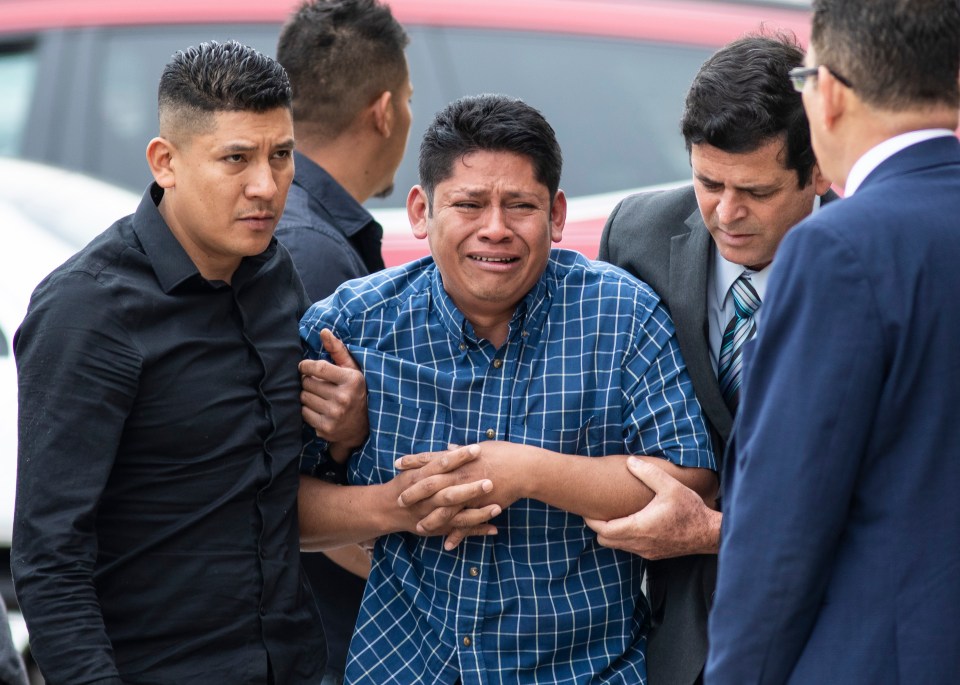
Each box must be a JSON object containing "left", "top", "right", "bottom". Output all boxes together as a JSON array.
[
  {"left": 708, "top": 0, "right": 960, "bottom": 682},
  {"left": 589, "top": 33, "right": 834, "bottom": 685}
]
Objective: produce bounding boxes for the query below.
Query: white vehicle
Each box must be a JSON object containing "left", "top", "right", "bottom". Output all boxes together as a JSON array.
[{"left": 0, "top": 157, "right": 138, "bottom": 680}]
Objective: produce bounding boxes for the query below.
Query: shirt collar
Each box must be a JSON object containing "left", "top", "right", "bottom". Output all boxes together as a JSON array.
[
  {"left": 133, "top": 183, "right": 276, "bottom": 293},
  {"left": 292, "top": 151, "right": 378, "bottom": 238},
  {"left": 712, "top": 252, "right": 771, "bottom": 309},
  {"left": 428, "top": 258, "right": 553, "bottom": 349},
  {"left": 844, "top": 129, "right": 955, "bottom": 196}
]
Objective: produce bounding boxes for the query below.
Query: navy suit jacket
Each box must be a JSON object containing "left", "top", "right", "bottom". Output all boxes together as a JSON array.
[{"left": 707, "top": 135, "right": 960, "bottom": 683}]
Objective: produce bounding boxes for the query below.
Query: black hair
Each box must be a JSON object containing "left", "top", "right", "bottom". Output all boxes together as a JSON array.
[
  {"left": 811, "top": 0, "right": 960, "bottom": 111},
  {"left": 277, "top": 0, "right": 409, "bottom": 140},
  {"left": 158, "top": 40, "right": 291, "bottom": 137},
  {"left": 418, "top": 94, "right": 562, "bottom": 209},
  {"left": 681, "top": 33, "right": 814, "bottom": 187}
]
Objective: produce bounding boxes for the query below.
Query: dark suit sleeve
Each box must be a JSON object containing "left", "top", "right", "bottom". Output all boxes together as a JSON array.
[
  {"left": 706, "top": 220, "right": 884, "bottom": 683},
  {"left": 598, "top": 199, "right": 626, "bottom": 261},
  {"left": 13, "top": 272, "right": 140, "bottom": 685}
]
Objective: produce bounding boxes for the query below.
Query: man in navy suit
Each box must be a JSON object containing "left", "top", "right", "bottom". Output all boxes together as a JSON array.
[{"left": 707, "top": 0, "right": 960, "bottom": 682}]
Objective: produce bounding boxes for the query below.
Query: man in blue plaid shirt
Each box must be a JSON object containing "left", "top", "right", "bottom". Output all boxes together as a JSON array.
[{"left": 298, "top": 94, "right": 717, "bottom": 684}]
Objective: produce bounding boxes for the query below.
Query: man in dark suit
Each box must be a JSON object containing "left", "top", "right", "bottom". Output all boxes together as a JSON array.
[
  {"left": 707, "top": 1, "right": 960, "bottom": 682},
  {"left": 587, "top": 35, "right": 833, "bottom": 684}
]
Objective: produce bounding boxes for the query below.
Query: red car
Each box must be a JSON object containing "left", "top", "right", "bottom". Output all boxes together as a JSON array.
[{"left": 0, "top": 0, "right": 812, "bottom": 266}]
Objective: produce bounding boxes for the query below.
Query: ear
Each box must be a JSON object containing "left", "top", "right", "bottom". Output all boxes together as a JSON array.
[
  {"left": 371, "top": 90, "right": 394, "bottom": 138},
  {"left": 407, "top": 185, "right": 430, "bottom": 240},
  {"left": 146, "top": 137, "right": 177, "bottom": 189},
  {"left": 817, "top": 65, "right": 848, "bottom": 131},
  {"left": 549, "top": 190, "right": 567, "bottom": 243},
  {"left": 810, "top": 163, "right": 833, "bottom": 196}
]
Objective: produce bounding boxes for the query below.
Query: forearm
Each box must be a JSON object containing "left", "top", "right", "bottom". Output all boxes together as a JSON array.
[
  {"left": 698, "top": 509, "right": 723, "bottom": 555},
  {"left": 521, "top": 448, "right": 716, "bottom": 520},
  {"left": 298, "top": 477, "right": 407, "bottom": 551},
  {"left": 322, "top": 545, "right": 372, "bottom": 579},
  {"left": 13, "top": 508, "right": 120, "bottom": 683}
]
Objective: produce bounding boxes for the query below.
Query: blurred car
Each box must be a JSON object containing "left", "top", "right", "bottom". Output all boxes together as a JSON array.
[
  {"left": 0, "top": 157, "right": 139, "bottom": 682},
  {"left": 0, "top": 0, "right": 813, "bottom": 265}
]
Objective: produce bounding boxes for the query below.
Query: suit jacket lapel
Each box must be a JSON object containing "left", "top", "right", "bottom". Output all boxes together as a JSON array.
[{"left": 670, "top": 209, "right": 734, "bottom": 447}]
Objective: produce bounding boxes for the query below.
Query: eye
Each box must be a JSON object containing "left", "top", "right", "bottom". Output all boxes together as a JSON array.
[
  {"left": 273, "top": 149, "right": 292, "bottom": 160},
  {"left": 224, "top": 154, "right": 245, "bottom": 163}
]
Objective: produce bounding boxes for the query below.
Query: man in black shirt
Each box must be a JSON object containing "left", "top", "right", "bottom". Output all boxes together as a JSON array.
[
  {"left": 12, "top": 41, "right": 326, "bottom": 685},
  {"left": 275, "top": 3, "right": 412, "bottom": 681}
]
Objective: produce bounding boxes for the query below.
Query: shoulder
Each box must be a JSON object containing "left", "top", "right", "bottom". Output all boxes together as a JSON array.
[
  {"left": 276, "top": 183, "right": 341, "bottom": 239},
  {"left": 606, "top": 184, "right": 698, "bottom": 230},
  {"left": 600, "top": 184, "right": 699, "bottom": 264},
  {"left": 32, "top": 218, "right": 139, "bottom": 299},
  {"left": 549, "top": 249, "right": 663, "bottom": 314},
  {"left": 301, "top": 256, "right": 435, "bottom": 328}
]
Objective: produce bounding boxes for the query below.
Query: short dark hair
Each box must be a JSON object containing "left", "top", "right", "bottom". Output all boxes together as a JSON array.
[
  {"left": 158, "top": 40, "right": 291, "bottom": 139},
  {"left": 811, "top": 0, "right": 960, "bottom": 111},
  {"left": 681, "top": 33, "right": 815, "bottom": 187},
  {"left": 418, "top": 94, "right": 563, "bottom": 209},
  {"left": 277, "top": 0, "right": 409, "bottom": 141}
]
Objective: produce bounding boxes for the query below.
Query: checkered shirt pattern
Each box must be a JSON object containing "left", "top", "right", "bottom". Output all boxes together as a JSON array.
[{"left": 300, "top": 249, "right": 715, "bottom": 685}]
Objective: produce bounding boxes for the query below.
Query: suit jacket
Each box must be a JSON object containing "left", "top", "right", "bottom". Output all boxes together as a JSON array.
[
  {"left": 599, "top": 183, "right": 838, "bottom": 685},
  {"left": 707, "top": 135, "right": 960, "bottom": 683}
]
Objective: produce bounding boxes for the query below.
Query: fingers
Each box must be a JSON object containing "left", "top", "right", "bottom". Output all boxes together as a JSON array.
[
  {"left": 400, "top": 473, "right": 492, "bottom": 508},
  {"left": 443, "top": 523, "right": 498, "bottom": 551},
  {"left": 626, "top": 456, "right": 679, "bottom": 494},
  {"left": 320, "top": 328, "right": 361, "bottom": 371},
  {"left": 416, "top": 499, "right": 500, "bottom": 536},
  {"left": 395, "top": 443, "right": 480, "bottom": 473}
]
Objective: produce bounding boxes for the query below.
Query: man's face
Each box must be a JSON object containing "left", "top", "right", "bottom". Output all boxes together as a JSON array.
[
  {"left": 691, "top": 138, "right": 828, "bottom": 270},
  {"left": 408, "top": 150, "right": 565, "bottom": 331},
  {"left": 156, "top": 107, "right": 295, "bottom": 281}
]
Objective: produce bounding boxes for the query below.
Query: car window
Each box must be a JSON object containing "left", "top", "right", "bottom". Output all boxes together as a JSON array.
[
  {"left": 0, "top": 42, "right": 38, "bottom": 156},
  {"left": 53, "top": 23, "right": 710, "bottom": 207},
  {"left": 366, "top": 27, "right": 711, "bottom": 211}
]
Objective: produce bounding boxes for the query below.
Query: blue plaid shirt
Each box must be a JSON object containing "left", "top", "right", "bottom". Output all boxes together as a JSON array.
[{"left": 300, "top": 249, "right": 714, "bottom": 685}]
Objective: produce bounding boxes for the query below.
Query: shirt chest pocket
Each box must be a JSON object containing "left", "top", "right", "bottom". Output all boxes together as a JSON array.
[
  {"left": 507, "top": 415, "right": 612, "bottom": 457},
  {"left": 353, "top": 398, "right": 452, "bottom": 485}
]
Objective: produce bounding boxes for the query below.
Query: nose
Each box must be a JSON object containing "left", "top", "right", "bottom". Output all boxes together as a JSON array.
[
  {"left": 716, "top": 190, "right": 747, "bottom": 225},
  {"left": 477, "top": 205, "right": 512, "bottom": 242},
  {"left": 244, "top": 160, "right": 278, "bottom": 201}
]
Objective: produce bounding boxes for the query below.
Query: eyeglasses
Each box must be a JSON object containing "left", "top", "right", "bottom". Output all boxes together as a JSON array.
[{"left": 788, "top": 65, "right": 853, "bottom": 92}]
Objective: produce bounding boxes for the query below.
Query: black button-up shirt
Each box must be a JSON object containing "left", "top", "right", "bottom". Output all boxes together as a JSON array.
[
  {"left": 275, "top": 153, "right": 381, "bottom": 676},
  {"left": 13, "top": 184, "right": 326, "bottom": 685},
  {"left": 276, "top": 151, "right": 385, "bottom": 300}
]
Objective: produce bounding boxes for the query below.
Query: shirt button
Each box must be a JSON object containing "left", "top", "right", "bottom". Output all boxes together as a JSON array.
[
  {"left": 259, "top": 605, "right": 266, "bottom": 617},
  {"left": 459, "top": 343, "right": 467, "bottom": 351},
  {"left": 462, "top": 636, "right": 472, "bottom": 647},
  {"left": 485, "top": 428, "right": 495, "bottom": 439},
  {"left": 492, "top": 358, "right": 502, "bottom": 369},
  {"left": 469, "top": 567, "right": 479, "bottom": 577}
]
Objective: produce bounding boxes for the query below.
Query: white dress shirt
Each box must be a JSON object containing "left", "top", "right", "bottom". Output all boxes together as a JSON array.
[
  {"left": 706, "top": 194, "right": 822, "bottom": 373},
  {"left": 844, "top": 129, "right": 955, "bottom": 196}
]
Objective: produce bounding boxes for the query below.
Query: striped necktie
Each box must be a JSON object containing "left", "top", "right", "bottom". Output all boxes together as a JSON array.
[{"left": 718, "top": 274, "right": 761, "bottom": 412}]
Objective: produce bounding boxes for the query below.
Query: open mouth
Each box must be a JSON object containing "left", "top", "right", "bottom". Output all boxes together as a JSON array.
[{"left": 470, "top": 256, "right": 519, "bottom": 263}]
